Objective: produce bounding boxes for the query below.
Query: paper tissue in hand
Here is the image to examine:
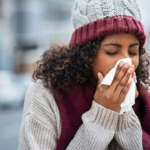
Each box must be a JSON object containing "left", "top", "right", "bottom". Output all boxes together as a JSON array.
[{"left": 98, "top": 58, "right": 136, "bottom": 115}]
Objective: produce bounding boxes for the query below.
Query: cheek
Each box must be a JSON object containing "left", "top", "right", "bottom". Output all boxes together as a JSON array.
[{"left": 92, "top": 54, "right": 117, "bottom": 79}]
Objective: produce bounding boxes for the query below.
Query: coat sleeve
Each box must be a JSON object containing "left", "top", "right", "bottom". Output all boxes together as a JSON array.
[{"left": 114, "top": 108, "right": 143, "bottom": 150}]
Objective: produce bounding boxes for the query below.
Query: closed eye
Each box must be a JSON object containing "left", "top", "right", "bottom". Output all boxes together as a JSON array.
[
  {"left": 106, "top": 51, "right": 118, "bottom": 55},
  {"left": 129, "top": 52, "right": 138, "bottom": 56},
  {"left": 106, "top": 51, "right": 138, "bottom": 56}
]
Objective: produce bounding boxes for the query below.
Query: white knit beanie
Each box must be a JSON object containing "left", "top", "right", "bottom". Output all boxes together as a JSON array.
[{"left": 69, "top": 0, "right": 146, "bottom": 47}]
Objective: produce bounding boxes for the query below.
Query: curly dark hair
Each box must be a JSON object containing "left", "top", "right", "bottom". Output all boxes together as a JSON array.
[{"left": 32, "top": 37, "right": 150, "bottom": 94}]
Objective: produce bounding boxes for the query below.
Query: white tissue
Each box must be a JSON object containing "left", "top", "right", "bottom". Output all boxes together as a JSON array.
[{"left": 98, "top": 58, "right": 136, "bottom": 115}]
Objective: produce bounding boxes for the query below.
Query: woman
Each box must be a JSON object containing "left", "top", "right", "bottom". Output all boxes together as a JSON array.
[{"left": 18, "top": 0, "right": 150, "bottom": 149}]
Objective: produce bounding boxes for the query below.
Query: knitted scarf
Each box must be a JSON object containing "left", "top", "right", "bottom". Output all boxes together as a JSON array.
[{"left": 53, "top": 82, "right": 150, "bottom": 150}]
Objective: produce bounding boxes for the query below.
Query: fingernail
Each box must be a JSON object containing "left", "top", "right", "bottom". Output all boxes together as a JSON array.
[
  {"left": 128, "top": 68, "right": 132, "bottom": 73},
  {"left": 131, "top": 65, "right": 134, "bottom": 70},
  {"left": 125, "top": 63, "right": 129, "bottom": 68},
  {"left": 119, "top": 62, "right": 124, "bottom": 67},
  {"left": 128, "top": 79, "right": 132, "bottom": 84},
  {"left": 134, "top": 77, "right": 136, "bottom": 82}
]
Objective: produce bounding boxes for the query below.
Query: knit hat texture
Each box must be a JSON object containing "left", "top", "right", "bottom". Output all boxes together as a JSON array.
[{"left": 69, "top": 0, "right": 146, "bottom": 46}]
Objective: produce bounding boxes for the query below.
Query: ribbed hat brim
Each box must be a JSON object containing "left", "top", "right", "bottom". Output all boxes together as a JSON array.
[{"left": 69, "top": 16, "right": 146, "bottom": 47}]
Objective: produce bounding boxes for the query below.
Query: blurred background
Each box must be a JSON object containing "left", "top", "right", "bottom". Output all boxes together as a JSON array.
[{"left": 0, "top": 0, "right": 150, "bottom": 150}]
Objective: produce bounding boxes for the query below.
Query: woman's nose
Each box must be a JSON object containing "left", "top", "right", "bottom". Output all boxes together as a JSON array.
[
  {"left": 120, "top": 54, "right": 134, "bottom": 66},
  {"left": 121, "top": 52, "right": 130, "bottom": 59}
]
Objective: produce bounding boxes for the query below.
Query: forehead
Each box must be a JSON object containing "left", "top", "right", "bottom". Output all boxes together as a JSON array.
[{"left": 101, "top": 33, "right": 139, "bottom": 45}]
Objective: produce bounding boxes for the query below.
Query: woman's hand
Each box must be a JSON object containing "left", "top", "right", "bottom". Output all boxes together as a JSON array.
[
  {"left": 94, "top": 62, "right": 134, "bottom": 112},
  {"left": 131, "top": 65, "right": 139, "bottom": 99}
]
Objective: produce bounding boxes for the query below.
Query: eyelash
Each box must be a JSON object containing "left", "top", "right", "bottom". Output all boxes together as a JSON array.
[{"left": 106, "top": 51, "right": 138, "bottom": 56}]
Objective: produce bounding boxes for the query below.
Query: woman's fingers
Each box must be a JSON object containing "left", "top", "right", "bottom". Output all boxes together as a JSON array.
[
  {"left": 135, "top": 85, "right": 139, "bottom": 99},
  {"left": 97, "top": 72, "right": 103, "bottom": 88},
  {"left": 130, "top": 64, "right": 134, "bottom": 78},
  {"left": 114, "top": 61, "right": 124, "bottom": 77},
  {"left": 97, "top": 72, "right": 109, "bottom": 91},
  {"left": 108, "top": 62, "right": 130, "bottom": 93},
  {"left": 133, "top": 76, "right": 136, "bottom": 82},
  {"left": 114, "top": 67, "right": 133, "bottom": 99},
  {"left": 119, "top": 78, "right": 132, "bottom": 103}
]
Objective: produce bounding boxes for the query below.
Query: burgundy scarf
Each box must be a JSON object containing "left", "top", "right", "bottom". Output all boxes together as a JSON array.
[{"left": 53, "top": 82, "right": 150, "bottom": 150}]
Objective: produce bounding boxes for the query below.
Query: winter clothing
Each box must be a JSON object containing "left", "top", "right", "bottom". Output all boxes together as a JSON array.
[
  {"left": 69, "top": 0, "right": 146, "bottom": 46},
  {"left": 18, "top": 80, "right": 150, "bottom": 150}
]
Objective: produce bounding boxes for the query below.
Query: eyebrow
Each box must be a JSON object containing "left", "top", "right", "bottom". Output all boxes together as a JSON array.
[
  {"left": 104, "top": 43, "right": 140, "bottom": 47},
  {"left": 129, "top": 43, "right": 140, "bottom": 47},
  {"left": 104, "top": 43, "right": 121, "bottom": 47}
]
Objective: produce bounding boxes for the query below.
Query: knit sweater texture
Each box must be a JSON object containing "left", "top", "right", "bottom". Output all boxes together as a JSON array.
[{"left": 18, "top": 80, "right": 149, "bottom": 150}]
